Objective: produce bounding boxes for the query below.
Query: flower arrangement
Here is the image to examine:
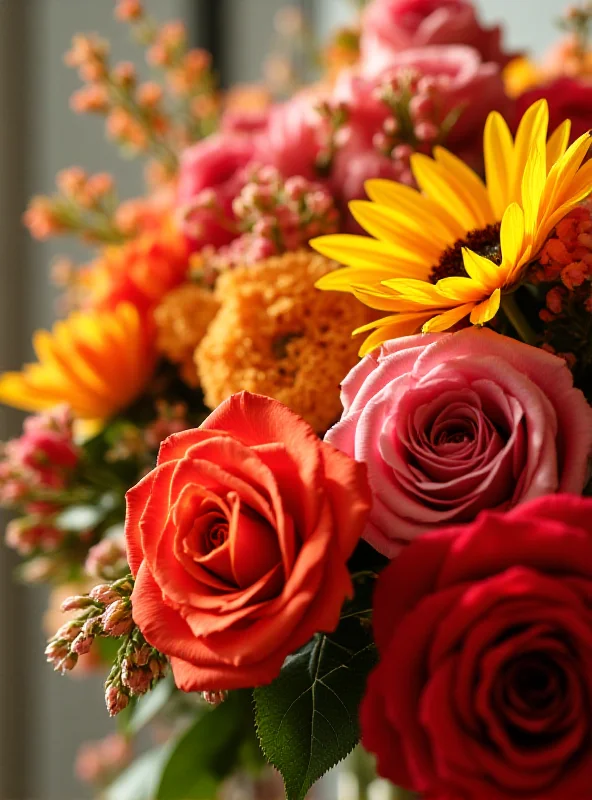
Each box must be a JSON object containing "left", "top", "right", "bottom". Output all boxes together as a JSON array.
[{"left": 2, "top": 0, "right": 592, "bottom": 798}]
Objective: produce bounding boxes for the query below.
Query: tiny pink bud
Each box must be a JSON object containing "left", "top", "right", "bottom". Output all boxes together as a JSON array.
[
  {"left": 56, "top": 652, "right": 79, "bottom": 674},
  {"left": 89, "top": 584, "right": 120, "bottom": 605},
  {"left": 61, "top": 595, "right": 95, "bottom": 612},
  {"left": 409, "top": 93, "right": 434, "bottom": 121},
  {"left": 105, "top": 684, "right": 130, "bottom": 717},
  {"left": 56, "top": 620, "right": 83, "bottom": 643},
  {"left": 71, "top": 633, "right": 94, "bottom": 656},
  {"left": 414, "top": 120, "right": 439, "bottom": 143},
  {"left": 102, "top": 600, "right": 134, "bottom": 637},
  {"left": 202, "top": 690, "right": 227, "bottom": 706}
]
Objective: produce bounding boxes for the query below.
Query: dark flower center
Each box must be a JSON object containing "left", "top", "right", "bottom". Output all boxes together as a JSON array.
[{"left": 429, "top": 222, "right": 502, "bottom": 284}]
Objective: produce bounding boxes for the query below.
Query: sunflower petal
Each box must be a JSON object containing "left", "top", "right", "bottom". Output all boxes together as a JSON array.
[
  {"left": 461, "top": 247, "right": 503, "bottom": 288},
  {"left": 469, "top": 288, "right": 501, "bottom": 325},
  {"left": 499, "top": 203, "right": 527, "bottom": 273},
  {"left": 310, "top": 233, "right": 431, "bottom": 275},
  {"left": 436, "top": 276, "right": 488, "bottom": 302},
  {"left": 433, "top": 147, "right": 495, "bottom": 227},
  {"left": 349, "top": 200, "right": 443, "bottom": 262},
  {"left": 410, "top": 153, "right": 481, "bottom": 232},
  {"left": 358, "top": 314, "right": 432, "bottom": 356},
  {"left": 364, "top": 178, "right": 464, "bottom": 241},
  {"left": 484, "top": 110, "right": 514, "bottom": 218},
  {"left": 511, "top": 98, "right": 548, "bottom": 203},
  {"left": 546, "top": 120, "right": 571, "bottom": 170},
  {"left": 521, "top": 141, "right": 546, "bottom": 240},
  {"left": 422, "top": 303, "right": 475, "bottom": 333}
]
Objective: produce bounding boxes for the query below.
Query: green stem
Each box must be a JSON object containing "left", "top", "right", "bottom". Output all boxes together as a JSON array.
[{"left": 500, "top": 293, "right": 537, "bottom": 346}]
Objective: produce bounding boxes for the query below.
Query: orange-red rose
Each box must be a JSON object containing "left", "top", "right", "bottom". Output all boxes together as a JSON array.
[{"left": 125, "top": 392, "right": 371, "bottom": 691}]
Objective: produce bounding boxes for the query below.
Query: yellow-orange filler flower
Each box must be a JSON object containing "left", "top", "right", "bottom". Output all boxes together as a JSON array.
[
  {"left": 312, "top": 100, "right": 592, "bottom": 355},
  {"left": 0, "top": 304, "right": 155, "bottom": 422}
]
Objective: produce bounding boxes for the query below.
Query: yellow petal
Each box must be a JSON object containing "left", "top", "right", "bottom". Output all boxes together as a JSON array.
[
  {"left": 310, "top": 233, "right": 432, "bottom": 276},
  {"left": 410, "top": 153, "right": 480, "bottom": 232},
  {"left": 422, "top": 303, "right": 475, "bottom": 333},
  {"left": 436, "top": 276, "right": 488, "bottom": 302},
  {"left": 364, "top": 178, "right": 464, "bottom": 242},
  {"left": 499, "top": 202, "right": 526, "bottom": 271},
  {"left": 433, "top": 147, "right": 496, "bottom": 227},
  {"left": 316, "top": 266, "right": 408, "bottom": 292},
  {"left": 469, "top": 288, "right": 501, "bottom": 325},
  {"left": 461, "top": 247, "right": 503, "bottom": 288},
  {"left": 521, "top": 141, "right": 546, "bottom": 240},
  {"left": 511, "top": 99, "right": 548, "bottom": 203},
  {"left": 546, "top": 120, "right": 571, "bottom": 171},
  {"left": 358, "top": 314, "right": 432, "bottom": 356},
  {"left": 349, "top": 200, "right": 443, "bottom": 262},
  {"left": 484, "top": 110, "right": 514, "bottom": 218}
]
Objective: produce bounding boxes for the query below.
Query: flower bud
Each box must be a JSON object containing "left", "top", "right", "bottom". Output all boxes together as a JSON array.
[
  {"left": 202, "top": 690, "right": 227, "bottom": 706},
  {"left": 89, "top": 584, "right": 120, "bottom": 605},
  {"left": 105, "top": 684, "right": 130, "bottom": 717},
  {"left": 71, "top": 633, "right": 94, "bottom": 656},
  {"left": 60, "top": 595, "right": 96, "bottom": 613},
  {"left": 102, "top": 600, "right": 134, "bottom": 637}
]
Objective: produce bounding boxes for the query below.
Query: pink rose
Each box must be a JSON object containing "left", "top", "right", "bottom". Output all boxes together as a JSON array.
[
  {"left": 360, "top": 0, "right": 516, "bottom": 78},
  {"left": 254, "top": 90, "right": 329, "bottom": 182},
  {"left": 325, "top": 329, "right": 592, "bottom": 557},
  {"left": 177, "top": 133, "right": 256, "bottom": 250}
]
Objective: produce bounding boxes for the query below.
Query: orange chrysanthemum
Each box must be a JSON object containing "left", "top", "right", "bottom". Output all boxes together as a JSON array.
[
  {"left": 196, "top": 250, "right": 375, "bottom": 433},
  {"left": 0, "top": 304, "right": 155, "bottom": 422},
  {"left": 80, "top": 216, "right": 191, "bottom": 315},
  {"left": 154, "top": 282, "right": 220, "bottom": 386}
]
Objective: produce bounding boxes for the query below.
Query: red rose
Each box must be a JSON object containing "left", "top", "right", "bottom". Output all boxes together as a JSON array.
[
  {"left": 125, "top": 392, "right": 371, "bottom": 691},
  {"left": 517, "top": 77, "right": 592, "bottom": 143},
  {"left": 361, "top": 495, "right": 592, "bottom": 799}
]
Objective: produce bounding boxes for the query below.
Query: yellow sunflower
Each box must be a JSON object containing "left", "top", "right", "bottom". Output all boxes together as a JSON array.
[
  {"left": 0, "top": 303, "right": 155, "bottom": 422},
  {"left": 312, "top": 99, "right": 592, "bottom": 355}
]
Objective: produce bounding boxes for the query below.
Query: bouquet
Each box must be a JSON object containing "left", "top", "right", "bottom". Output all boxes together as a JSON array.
[{"left": 2, "top": 0, "right": 592, "bottom": 797}]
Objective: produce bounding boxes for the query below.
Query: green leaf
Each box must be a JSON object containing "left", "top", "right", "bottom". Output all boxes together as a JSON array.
[
  {"left": 105, "top": 744, "right": 173, "bottom": 800},
  {"left": 156, "top": 691, "right": 256, "bottom": 800},
  {"left": 254, "top": 617, "right": 377, "bottom": 800}
]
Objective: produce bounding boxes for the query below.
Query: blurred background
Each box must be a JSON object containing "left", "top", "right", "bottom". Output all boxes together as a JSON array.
[{"left": 0, "top": 0, "right": 569, "bottom": 798}]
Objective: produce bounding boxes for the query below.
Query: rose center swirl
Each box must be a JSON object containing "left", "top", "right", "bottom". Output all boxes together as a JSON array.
[{"left": 429, "top": 222, "right": 502, "bottom": 284}]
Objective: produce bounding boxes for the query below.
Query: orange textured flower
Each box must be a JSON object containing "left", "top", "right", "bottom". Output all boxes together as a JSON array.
[
  {"left": 154, "top": 282, "right": 220, "bottom": 386},
  {"left": 81, "top": 217, "right": 191, "bottom": 315},
  {"left": 196, "top": 251, "right": 376, "bottom": 433},
  {"left": 0, "top": 304, "right": 155, "bottom": 422}
]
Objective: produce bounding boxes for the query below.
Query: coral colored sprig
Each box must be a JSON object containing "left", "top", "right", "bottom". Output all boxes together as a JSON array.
[
  {"left": 114, "top": 0, "right": 219, "bottom": 145},
  {"left": 45, "top": 575, "right": 168, "bottom": 715},
  {"left": 65, "top": 33, "right": 178, "bottom": 174},
  {"left": 24, "top": 168, "right": 127, "bottom": 244}
]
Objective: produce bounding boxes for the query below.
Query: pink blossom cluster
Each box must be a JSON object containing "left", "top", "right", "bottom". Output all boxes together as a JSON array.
[
  {"left": 0, "top": 405, "right": 79, "bottom": 506},
  {"left": 0, "top": 406, "right": 81, "bottom": 556},
  {"left": 175, "top": 0, "right": 515, "bottom": 244},
  {"left": 203, "top": 166, "right": 340, "bottom": 271}
]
